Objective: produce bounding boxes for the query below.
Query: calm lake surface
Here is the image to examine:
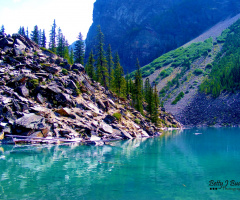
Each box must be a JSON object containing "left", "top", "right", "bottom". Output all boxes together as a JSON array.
[{"left": 1, "top": 128, "right": 240, "bottom": 200}]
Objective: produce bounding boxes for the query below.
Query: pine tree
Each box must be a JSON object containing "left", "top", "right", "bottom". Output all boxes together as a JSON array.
[
  {"left": 86, "top": 50, "right": 95, "bottom": 79},
  {"left": 41, "top": 29, "right": 46, "bottom": 48},
  {"left": 113, "top": 52, "right": 126, "bottom": 97},
  {"left": 57, "top": 27, "right": 65, "bottom": 57},
  {"left": 38, "top": 29, "right": 42, "bottom": 46},
  {"left": 64, "top": 40, "right": 70, "bottom": 62},
  {"left": 31, "top": 25, "right": 39, "bottom": 44},
  {"left": 152, "top": 83, "right": 160, "bottom": 125},
  {"left": 133, "top": 59, "right": 143, "bottom": 114},
  {"left": 49, "top": 19, "right": 57, "bottom": 53},
  {"left": 1, "top": 25, "right": 5, "bottom": 34},
  {"left": 126, "top": 71, "right": 131, "bottom": 98},
  {"left": 18, "top": 26, "right": 25, "bottom": 36},
  {"left": 74, "top": 32, "right": 85, "bottom": 65},
  {"left": 26, "top": 27, "right": 29, "bottom": 38},
  {"left": 96, "top": 25, "right": 108, "bottom": 87},
  {"left": 69, "top": 49, "right": 74, "bottom": 65},
  {"left": 144, "top": 78, "right": 153, "bottom": 117},
  {"left": 106, "top": 44, "right": 114, "bottom": 87}
]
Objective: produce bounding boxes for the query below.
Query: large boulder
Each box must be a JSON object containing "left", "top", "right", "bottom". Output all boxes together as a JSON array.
[
  {"left": 55, "top": 93, "right": 72, "bottom": 106},
  {"left": 15, "top": 113, "right": 46, "bottom": 130},
  {"left": 14, "top": 39, "right": 27, "bottom": 56},
  {"left": 72, "top": 63, "right": 85, "bottom": 72},
  {"left": 15, "top": 85, "right": 29, "bottom": 97},
  {"left": 0, "top": 38, "right": 14, "bottom": 48}
]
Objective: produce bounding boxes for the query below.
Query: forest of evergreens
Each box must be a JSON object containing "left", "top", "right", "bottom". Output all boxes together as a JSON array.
[{"left": 200, "top": 19, "right": 240, "bottom": 97}]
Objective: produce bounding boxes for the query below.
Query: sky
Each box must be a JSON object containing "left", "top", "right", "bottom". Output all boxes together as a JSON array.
[{"left": 0, "top": 0, "right": 96, "bottom": 44}]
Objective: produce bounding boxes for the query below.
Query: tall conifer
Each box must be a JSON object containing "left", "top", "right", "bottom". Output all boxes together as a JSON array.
[
  {"left": 49, "top": 19, "right": 57, "bottom": 53},
  {"left": 96, "top": 25, "right": 108, "bottom": 87},
  {"left": 31, "top": 25, "right": 39, "bottom": 44},
  {"left": 74, "top": 32, "right": 85, "bottom": 65}
]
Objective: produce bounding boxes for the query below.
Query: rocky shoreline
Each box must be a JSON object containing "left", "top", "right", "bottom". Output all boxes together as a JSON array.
[{"left": 0, "top": 33, "right": 181, "bottom": 145}]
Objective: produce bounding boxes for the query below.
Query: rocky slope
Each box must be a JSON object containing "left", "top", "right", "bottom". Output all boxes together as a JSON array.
[
  {"left": 140, "top": 17, "right": 240, "bottom": 127},
  {"left": 86, "top": 0, "right": 240, "bottom": 72},
  {"left": 0, "top": 33, "right": 180, "bottom": 145}
]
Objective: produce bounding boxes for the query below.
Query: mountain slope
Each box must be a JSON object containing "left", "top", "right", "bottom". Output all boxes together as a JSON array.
[
  {"left": 139, "top": 16, "right": 240, "bottom": 127},
  {"left": 86, "top": 0, "right": 240, "bottom": 72},
  {"left": 0, "top": 33, "right": 180, "bottom": 144}
]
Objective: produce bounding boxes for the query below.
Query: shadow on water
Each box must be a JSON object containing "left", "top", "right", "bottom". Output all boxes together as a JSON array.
[{"left": 0, "top": 128, "right": 240, "bottom": 200}]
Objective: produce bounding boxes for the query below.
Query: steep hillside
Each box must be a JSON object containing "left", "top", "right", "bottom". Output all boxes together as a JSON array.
[
  {"left": 86, "top": 0, "right": 240, "bottom": 72},
  {"left": 0, "top": 33, "right": 180, "bottom": 145},
  {"left": 139, "top": 17, "right": 240, "bottom": 127}
]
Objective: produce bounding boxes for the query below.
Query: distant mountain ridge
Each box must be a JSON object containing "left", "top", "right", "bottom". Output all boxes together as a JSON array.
[{"left": 86, "top": 0, "right": 240, "bottom": 72}]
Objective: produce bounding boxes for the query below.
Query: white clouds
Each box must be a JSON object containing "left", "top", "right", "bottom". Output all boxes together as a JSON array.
[{"left": 0, "top": 0, "right": 96, "bottom": 44}]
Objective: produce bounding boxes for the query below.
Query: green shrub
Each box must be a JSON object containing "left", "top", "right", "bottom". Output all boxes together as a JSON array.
[
  {"left": 73, "top": 69, "right": 78, "bottom": 73},
  {"left": 29, "top": 79, "right": 39, "bottom": 88},
  {"left": 205, "top": 63, "right": 212, "bottom": 69},
  {"left": 113, "top": 113, "right": 122, "bottom": 121},
  {"left": 40, "top": 47, "right": 56, "bottom": 55},
  {"left": 135, "top": 118, "right": 140, "bottom": 124},
  {"left": 171, "top": 92, "right": 184, "bottom": 105},
  {"left": 62, "top": 68, "right": 68, "bottom": 75},
  {"left": 193, "top": 68, "right": 204, "bottom": 75}
]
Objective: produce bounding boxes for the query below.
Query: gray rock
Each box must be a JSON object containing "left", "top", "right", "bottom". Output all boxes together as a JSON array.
[
  {"left": 16, "top": 85, "right": 29, "bottom": 97},
  {"left": 36, "top": 93, "right": 45, "bottom": 104},
  {"left": 47, "top": 85, "right": 62, "bottom": 94},
  {"left": 0, "top": 38, "right": 13, "bottom": 48},
  {"left": 67, "top": 80, "right": 77, "bottom": 90},
  {"left": 43, "top": 65, "right": 60, "bottom": 74},
  {"left": 55, "top": 93, "right": 72, "bottom": 106},
  {"left": 104, "top": 115, "right": 116, "bottom": 124},
  {"left": 15, "top": 113, "right": 45, "bottom": 130},
  {"left": 72, "top": 63, "right": 85, "bottom": 72},
  {"left": 100, "top": 123, "right": 113, "bottom": 134},
  {"left": 121, "top": 130, "right": 133, "bottom": 139}
]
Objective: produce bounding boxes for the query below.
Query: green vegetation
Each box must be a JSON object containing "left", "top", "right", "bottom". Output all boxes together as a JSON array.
[
  {"left": 29, "top": 79, "right": 39, "bottom": 88},
  {"left": 62, "top": 68, "right": 68, "bottom": 75},
  {"left": 131, "top": 37, "right": 213, "bottom": 78},
  {"left": 40, "top": 47, "right": 56, "bottom": 55},
  {"left": 154, "top": 67, "right": 173, "bottom": 84},
  {"left": 193, "top": 68, "right": 204, "bottom": 75},
  {"left": 200, "top": 19, "right": 240, "bottom": 98},
  {"left": 134, "top": 118, "right": 140, "bottom": 124},
  {"left": 171, "top": 92, "right": 184, "bottom": 105},
  {"left": 113, "top": 112, "right": 121, "bottom": 121}
]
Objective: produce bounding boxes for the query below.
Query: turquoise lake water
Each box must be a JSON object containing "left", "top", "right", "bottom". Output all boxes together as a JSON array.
[{"left": 1, "top": 128, "right": 240, "bottom": 200}]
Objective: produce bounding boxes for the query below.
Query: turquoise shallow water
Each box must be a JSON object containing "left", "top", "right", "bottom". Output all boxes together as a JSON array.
[{"left": 1, "top": 128, "right": 240, "bottom": 200}]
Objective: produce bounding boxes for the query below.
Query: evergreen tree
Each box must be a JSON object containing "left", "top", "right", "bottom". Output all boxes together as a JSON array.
[
  {"left": 74, "top": 32, "right": 85, "bottom": 65},
  {"left": 57, "top": 27, "right": 65, "bottom": 57},
  {"left": 31, "top": 25, "right": 39, "bottom": 44},
  {"left": 64, "top": 40, "right": 70, "bottom": 62},
  {"left": 1, "top": 25, "right": 5, "bottom": 34},
  {"left": 113, "top": 52, "right": 126, "bottom": 97},
  {"left": 96, "top": 25, "right": 108, "bottom": 87},
  {"left": 49, "top": 19, "right": 57, "bottom": 53},
  {"left": 144, "top": 78, "right": 153, "bottom": 117},
  {"left": 106, "top": 44, "right": 114, "bottom": 87},
  {"left": 126, "top": 71, "right": 131, "bottom": 98},
  {"left": 18, "top": 26, "right": 25, "bottom": 36},
  {"left": 133, "top": 59, "right": 143, "bottom": 114},
  {"left": 41, "top": 29, "right": 46, "bottom": 48},
  {"left": 69, "top": 49, "right": 74, "bottom": 65},
  {"left": 38, "top": 29, "right": 42, "bottom": 46},
  {"left": 26, "top": 27, "right": 29, "bottom": 38},
  {"left": 86, "top": 50, "right": 95, "bottom": 79},
  {"left": 152, "top": 83, "right": 160, "bottom": 125}
]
